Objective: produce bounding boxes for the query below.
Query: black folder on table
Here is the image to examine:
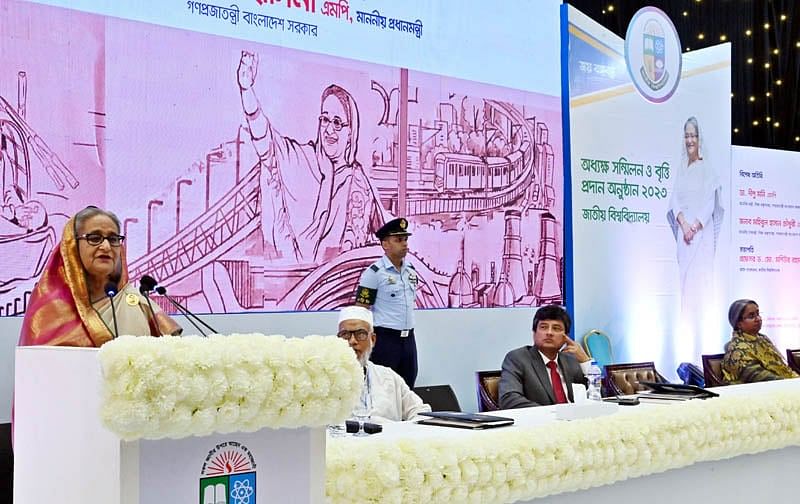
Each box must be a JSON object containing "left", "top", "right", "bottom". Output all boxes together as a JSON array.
[
  {"left": 416, "top": 411, "right": 515, "bottom": 429},
  {"left": 637, "top": 381, "right": 719, "bottom": 400}
]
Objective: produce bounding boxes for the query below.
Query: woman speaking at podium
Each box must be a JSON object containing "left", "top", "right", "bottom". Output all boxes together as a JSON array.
[{"left": 19, "top": 206, "right": 181, "bottom": 347}]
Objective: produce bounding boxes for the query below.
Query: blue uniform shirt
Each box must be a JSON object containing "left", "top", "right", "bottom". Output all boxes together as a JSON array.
[{"left": 356, "top": 255, "right": 418, "bottom": 330}]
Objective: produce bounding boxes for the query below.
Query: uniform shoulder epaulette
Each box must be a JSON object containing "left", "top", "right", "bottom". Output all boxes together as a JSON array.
[
  {"left": 370, "top": 264, "right": 380, "bottom": 272},
  {"left": 407, "top": 263, "right": 416, "bottom": 270}
]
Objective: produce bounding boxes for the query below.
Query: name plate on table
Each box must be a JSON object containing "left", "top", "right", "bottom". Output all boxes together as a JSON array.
[{"left": 555, "top": 401, "right": 619, "bottom": 421}]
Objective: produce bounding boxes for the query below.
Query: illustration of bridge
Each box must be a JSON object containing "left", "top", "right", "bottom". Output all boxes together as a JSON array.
[
  {"left": 128, "top": 156, "right": 451, "bottom": 311},
  {"left": 280, "top": 246, "right": 449, "bottom": 310},
  {"left": 128, "top": 164, "right": 260, "bottom": 288}
]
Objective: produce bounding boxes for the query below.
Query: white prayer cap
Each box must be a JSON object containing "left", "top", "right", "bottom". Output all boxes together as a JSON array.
[{"left": 337, "top": 306, "right": 373, "bottom": 328}]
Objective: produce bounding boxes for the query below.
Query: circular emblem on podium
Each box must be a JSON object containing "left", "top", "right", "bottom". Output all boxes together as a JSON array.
[{"left": 625, "top": 6, "right": 682, "bottom": 103}]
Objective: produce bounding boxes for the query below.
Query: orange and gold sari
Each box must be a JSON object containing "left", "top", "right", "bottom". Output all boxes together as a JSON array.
[{"left": 19, "top": 215, "right": 180, "bottom": 347}]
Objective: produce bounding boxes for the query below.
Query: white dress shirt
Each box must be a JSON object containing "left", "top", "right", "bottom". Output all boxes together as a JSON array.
[
  {"left": 355, "top": 362, "right": 431, "bottom": 423},
  {"left": 538, "top": 350, "right": 593, "bottom": 401}
]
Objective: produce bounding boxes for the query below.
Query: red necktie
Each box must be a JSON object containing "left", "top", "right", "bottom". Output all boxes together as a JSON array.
[{"left": 546, "top": 360, "right": 568, "bottom": 404}]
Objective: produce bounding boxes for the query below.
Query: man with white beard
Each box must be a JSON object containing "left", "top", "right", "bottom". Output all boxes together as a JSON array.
[{"left": 337, "top": 306, "right": 431, "bottom": 422}]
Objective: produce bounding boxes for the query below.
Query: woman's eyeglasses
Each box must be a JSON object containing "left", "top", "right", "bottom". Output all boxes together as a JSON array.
[
  {"left": 742, "top": 312, "right": 761, "bottom": 321},
  {"left": 77, "top": 233, "right": 125, "bottom": 247},
  {"left": 319, "top": 115, "right": 349, "bottom": 131},
  {"left": 337, "top": 329, "right": 370, "bottom": 341}
]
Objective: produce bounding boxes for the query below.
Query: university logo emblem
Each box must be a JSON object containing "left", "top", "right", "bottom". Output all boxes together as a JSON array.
[
  {"left": 399, "top": 218, "right": 407, "bottom": 229},
  {"left": 625, "top": 7, "right": 682, "bottom": 103},
  {"left": 199, "top": 442, "right": 256, "bottom": 504}
]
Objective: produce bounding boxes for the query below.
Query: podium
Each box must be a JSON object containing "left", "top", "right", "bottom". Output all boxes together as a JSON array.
[{"left": 14, "top": 346, "right": 326, "bottom": 503}]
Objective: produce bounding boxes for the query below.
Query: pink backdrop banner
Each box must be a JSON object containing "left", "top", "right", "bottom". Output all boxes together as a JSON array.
[{"left": 0, "top": 1, "right": 563, "bottom": 315}]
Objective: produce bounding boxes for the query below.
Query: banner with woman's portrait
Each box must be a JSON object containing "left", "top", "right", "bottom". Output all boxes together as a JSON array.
[{"left": 567, "top": 5, "right": 732, "bottom": 375}]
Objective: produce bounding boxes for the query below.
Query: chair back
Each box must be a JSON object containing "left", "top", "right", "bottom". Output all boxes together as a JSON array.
[
  {"left": 787, "top": 349, "right": 800, "bottom": 374},
  {"left": 475, "top": 370, "right": 501, "bottom": 412},
  {"left": 581, "top": 329, "right": 614, "bottom": 369},
  {"left": 702, "top": 353, "right": 726, "bottom": 387},
  {"left": 412, "top": 384, "right": 461, "bottom": 412},
  {"left": 603, "top": 361, "right": 666, "bottom": 396}
]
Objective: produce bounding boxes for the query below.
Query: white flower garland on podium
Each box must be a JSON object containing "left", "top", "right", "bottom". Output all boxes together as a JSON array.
[
  {"left": 326, "top": 389, "right": 800, "bottom": 503},
  {"left": 98, "top": 334, "right": 362, "bottom": 440}
]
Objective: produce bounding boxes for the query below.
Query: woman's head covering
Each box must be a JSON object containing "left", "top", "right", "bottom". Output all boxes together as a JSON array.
[
  {"left": 682, "top": 115, "right": 704, "bottom": 165},
  {"left": 19, "top": 210, "right": 129, "bottom": 347},
  {"left": 318, "top": 84, "right": 360, "bottom": 167},
  {"left": 728, "top": 298, "right": 757, "bottom": 329}
]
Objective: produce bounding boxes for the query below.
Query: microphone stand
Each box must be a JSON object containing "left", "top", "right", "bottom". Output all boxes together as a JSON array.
[
  {"left": 139, "top": 287, "right": 164, "bottom": 336},
  {"left": 105, "top": 286, "right": 120, "bottom": 339},
  {"left": 156, "top": 287, "right": 216, "bottom": 337}
]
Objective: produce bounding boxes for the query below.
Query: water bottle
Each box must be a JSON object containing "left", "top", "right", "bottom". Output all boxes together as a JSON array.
[{"left": 586, "top": 360, "right": 602, "bottom": 401}]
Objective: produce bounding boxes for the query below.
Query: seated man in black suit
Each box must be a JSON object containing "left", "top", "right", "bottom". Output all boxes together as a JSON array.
[{"left": 499, "top": 305, "right": 592, "bottom": 409}]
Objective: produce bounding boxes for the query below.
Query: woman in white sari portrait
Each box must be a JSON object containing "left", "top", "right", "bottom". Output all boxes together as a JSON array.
[{"left": 667, "top": 116, "right": 723, "bottom": 358}]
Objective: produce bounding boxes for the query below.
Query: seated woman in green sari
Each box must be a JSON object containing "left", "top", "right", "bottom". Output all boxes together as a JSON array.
[
  {"left": 19, "top": 206, "right": 181, "bottom": 347},
  {"left": 722, "top": 299, "right": 797, "bottom": 383}
]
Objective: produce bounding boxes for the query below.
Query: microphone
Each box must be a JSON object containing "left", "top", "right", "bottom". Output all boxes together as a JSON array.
[
  {"left": 138, "top": 274, "right": 164, "bottom": 336},
  {"left": 155, "top": 285, "right": 217, "bottom": 337},
  {"left": 139, "top": 274, "right": 158, "bottom": 295},
  {"left": 104, "top": 282, "right": 120, "bottom": 339}
]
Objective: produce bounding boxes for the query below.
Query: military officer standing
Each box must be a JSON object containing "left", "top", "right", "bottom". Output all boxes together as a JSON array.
[{"left": 355, "top": 217, "right": 419, "bottom": 387}]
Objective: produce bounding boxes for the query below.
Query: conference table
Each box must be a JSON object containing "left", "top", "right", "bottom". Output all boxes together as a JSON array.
[{"left": 326, "top": 379, "right": 800, "bottom": 503}]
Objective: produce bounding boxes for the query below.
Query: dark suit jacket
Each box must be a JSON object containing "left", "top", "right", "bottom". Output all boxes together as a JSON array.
[{"left": 499, "top": 345, "right": 587, "bottom": 409}]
